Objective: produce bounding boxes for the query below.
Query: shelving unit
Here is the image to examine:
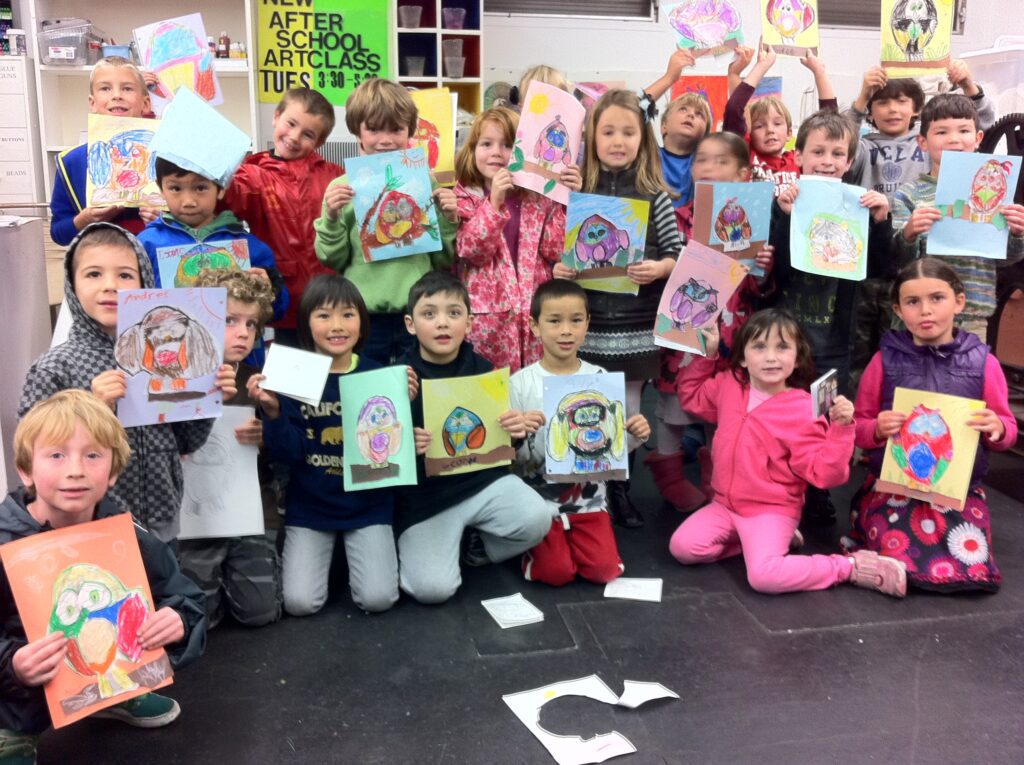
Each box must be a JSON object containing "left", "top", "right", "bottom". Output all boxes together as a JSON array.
[{"left": 0, "top": 56, "right": 43, "bottom": 209}]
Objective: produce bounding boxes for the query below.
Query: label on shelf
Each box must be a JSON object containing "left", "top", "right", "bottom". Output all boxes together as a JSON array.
[
  {"left": 0, "top": 129, "right": 28, "bottom": 161},
  {"left": 47, "top": 46, "right": 76, "bottom": 60},
  {"left": 0, "top": 163, "right": 34, "bottom": 195}
]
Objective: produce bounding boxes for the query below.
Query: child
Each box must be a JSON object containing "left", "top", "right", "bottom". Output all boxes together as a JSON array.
[
  {"left": 510, "top": 64, "right": 571, "bottom": 109},
  {"left": 315, "top": 78, "right": 457, "bottom": 365},
  {"left": 0, "top": 390, "right": 206, "bottom": 758},
  {"left": 394, "top": 272, "right": 550, "bottom": 604},
  {"left": 18, "top": 223, "right": 234, "bottom": 543},
  {"left": 553, "top": 89, "right": 681, "bottom": 528},
  {"left": 222, "top": 87, "right": 343, "bottom": 337},
  {"left": 510, "top": 280, "right": 651, "bottom": 585},
  {"left": 847, "top": 259, "right": 1017, "bottom": 591},
  {"left": 248, "top": 275, "right": 398, "bottom": 616},
  {"left": 891, "top": 93, "right": 1024, "bottom": 340},
  {"left": 177, "top": 270, "right": 282, "bottom": 628},
  {"left": 453, "top": 106, "right": 577, "bottom": 373},
  {"left": 671, "top": 310, "right": 907, "bottom": 598}
]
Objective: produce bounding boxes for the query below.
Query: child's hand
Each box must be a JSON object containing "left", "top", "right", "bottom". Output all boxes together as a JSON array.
[
  {"left": 664, "top": 49, "right": 696, "bottom": 81},
  {"left": 947, "top": 59, "right": 980, "bottom": 96},
  {"left": 414, "top": 426, "right": 432, "bottom": 455},
  {"left": 214, "top": 363, "right": 237, "bottom": 401},
  {"left": 627, "top": 259, "right": 671, "bottom": 285},
  {"left": 874, "top": 410, "right": 907, "bottom": 440},
  {"left": 489, "top": 167, "right": 514, "bottom": 209},
  {"left": 1002, "top": 203, "right": 1024, "bottom": 236},
  {"left": 324, "top": 183, "right": 354, "bottom": 221},
  {"left": 858, "top": 66, "right": 888, "bottom": 104},
  {"left": 560, "top": 163, "right": 583, "bottom": 193},
  {"left": 137, "top": 607, "right": 185, "bottom": 651},
  {"left": 13, "top": 631, "right": 67, "bottom": 687},
  {"left": 234, "top": 416, "right": 263, "bottom": 446},
  {"left": 74, "top": 205, "right": 123, "bottom": 230},
  {"left": 247, "top": 267, "right": 271, "bottom": 285},
  {"left": 246, "top": 373, "right": 281, "bottom": 420},
  {"left": 552, "top": 262, "right": 578, "bottom": 280},
  {"left": 91, "top": 370, "right": 127, "bottom": 410},
  {"left": 777, "top": 182, "right": 800, "bottom": 215},
  {"left": 499, "top": 409, "right": 528, "bottom": 439},
  {"left": 625, "top": 414, "right": 651, "bottom": 443},
  {"left": 799, "top": 49, "right": 826, "bottom": 76},
  {"left": 968, "top": 408, "right": 1006, "bottom": 441},
  {"left": 901, "top": 205, "right": 942, "bottom": 241},
  {"left": 700, "top": 323, "right": 721, "bottom": 358},
  {"left": 138, "top": 206, "right": 161, "bottom": 224},
  {"left": 406, "top": 366, "right": 419, "bottom": 401},
  {"left": 433, "top": 187, "right": 458, "bottom": 223},
  {"left": 729, "top": 45, "right": 755, "bottom": 76},
  {"left": 523, "top": 409, "right": 546, "bottom": 435},
  {"left": 753, "top": 40, "right": 777, "bottom": 73},
  {"left": 861, "top": 190, "right": 890, "bottom": 222},
  {"left": 829, "top": 395, "right": 855, "bottom": 425},
  {"left": 754, "top": 243, "right": 774, "bottom": 276}
]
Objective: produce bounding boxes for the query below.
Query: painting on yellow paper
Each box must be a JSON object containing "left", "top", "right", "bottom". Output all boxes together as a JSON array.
[
  {"left": 880, "top": 0, "right": 953, "bottom": 77},
  {"left": 410, "top": 88, "right": 456, "bottom": 186},
  {"left": 761, "top": 0, "right": 819, "bottom": 57},
  {"left": 86, "top": 114, "right": 166, "bottom": 208}
]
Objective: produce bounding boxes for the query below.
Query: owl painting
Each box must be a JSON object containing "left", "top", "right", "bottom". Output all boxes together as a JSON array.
[
  {"left": 574, "top": 215, "right": 631, "bottom": 265},
  {"left": 890, "top": 0, "right": 939, "bottom": 61},
  {"left": 967, "top": 159, "right": 1012, "bottom": 224},
  {"left": 713, "top": 197, "right": 753, "bottom": 251},
  {"left": 442, "top": 407, "right": 487, "bottom": 457},
  {"left": 668, "top": 0, "right": 742, "bottom": 50},
  {"left": 412, "top": 117, "right": 441, "bottom": 169},
  {"left": 807, "top": 217, "right": 863, "bottom": 269},
  {"left": 87, "top": 128, "right": 164, "bottom": 207},
  {"left": 669, "top": 278, "right": 719, "bottom": 330},
  {"left": 356, "top": 395, "right": 403, "bottom": 469},
  {"left": 765, "top": 0, "right": 815, "bottom": 43},
  {"left": 173, "top": 243, "right": 241, "bottom": 288},
  {"left": 533, "top": 115, "right": 572, "bottom": 166},
  {"left": 891, "top": 404, "right": 953, "bottom": 486},
  {"left": 375, "top": 190, "right": 431, "bottom": 247}
]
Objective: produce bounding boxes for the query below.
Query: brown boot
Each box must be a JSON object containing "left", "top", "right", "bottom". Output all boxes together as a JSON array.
[{"left": 643, "top": 451, "right": 706, "bottom": 513}]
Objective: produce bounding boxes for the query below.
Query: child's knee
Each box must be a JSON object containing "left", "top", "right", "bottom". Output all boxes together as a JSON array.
[
  {"left": 669, "top": 532, "right": 708, "bottom": 564},
  {"left": 746, "top": 564, "right": 786, "bottom": 595},
  {"left": 401, "top": 576, "right": 458, "bottom": 605},
  {"left": 282, "top": 588, "right": 325, "bottom": 617},
  {"left": 353, "top": 584, "right": 399, "bottom": 613}
]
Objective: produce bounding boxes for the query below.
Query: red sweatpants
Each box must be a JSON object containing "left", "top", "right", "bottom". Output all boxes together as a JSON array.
[{"left": 523, "top": 511, "right": 624, "bottom": 586}]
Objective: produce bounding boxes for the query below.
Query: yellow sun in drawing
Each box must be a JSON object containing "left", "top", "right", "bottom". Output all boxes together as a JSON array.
[{"left": 527, "top": 93, "right": 550, "bottom": 115}]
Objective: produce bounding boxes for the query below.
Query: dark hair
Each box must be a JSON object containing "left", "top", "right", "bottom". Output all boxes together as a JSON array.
[
  {"left": 155, "top": 157, "right": 220, "bottom": 188},
  {"left": 730, "top": 309, "right": 816, "bottom": 391},
  {"left": 920, "top": 93, "right": 979, "bottom": 136},
  {"left": 276, "top": 87, "right": 336, "bottom": 142},
  {"left": 71, "top": 224, "right": 137, "bottom": 274},
  {"left": 890, "top": 257, "right": 966, "bottom": 303},
  {"left": 405, "top": 271, "right": 471, "bottom": 317},
  {"left": 695, "top": 131, "right": 751, "bottom": 169},
  {"left": 296, "top": 275, "right": 370, "bottom": 354},
  {"left": 866, "top": 78, "right": 925, "bottom": 129},
  {"left": 529, "top": 279, "right": 589, "bottom": 320},
  {"left": 795, "top": 109, "right": 858, "bottom": 160}
]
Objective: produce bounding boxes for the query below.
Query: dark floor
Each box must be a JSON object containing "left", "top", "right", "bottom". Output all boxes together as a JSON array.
[{"left": 39, "top": 448, "right": 1024, "bottom": 764}]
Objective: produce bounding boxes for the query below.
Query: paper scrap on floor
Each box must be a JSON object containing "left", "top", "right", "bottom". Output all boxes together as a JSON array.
[
  {"left": 603, "top": 577, "right": 663, "bottom": 602},
  {"left": 481, "top": 592, "right": 544, "bottom": 628}
]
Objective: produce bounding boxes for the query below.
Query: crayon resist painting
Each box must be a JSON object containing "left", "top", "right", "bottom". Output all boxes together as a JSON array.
[
  {"left": 662, "top": 0, "right": 743, "bottom": 57},
  {"left": 133, "top": 13, "right": 222, "bottom": 116},
  {"left": 86, "top": 115, "right": 166, "bottom": 208},
  {"left": 691, "top": 181, "right": 773, "bottom": 272},
  {"left": 880, "top": 0, "right": 953, "bottom": 77},
  {"left": 761, "top": 0, "right": 819, "bottom": 57},
  {"left": 155, "top": 240, "right": 251, "bottom": 289},
  {"left": 562, "top": 193, "right": 650, "bottom": 296},
  {"left": 543, "top": 372, "right": 629, "bottom": 483},
  {"left": 409, "top": 88, "right": 456, "bottom": 186},
  {"left": 669, "top": 75, "right": 729, "bottom": 130},
  {"left": 790, "top": 178, "right": 870, "bottom": 281}
]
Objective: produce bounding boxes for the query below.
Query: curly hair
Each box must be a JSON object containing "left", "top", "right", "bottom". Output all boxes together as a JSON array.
[{"left": 194, "top": 269, "right": 275, "bottom": 328}]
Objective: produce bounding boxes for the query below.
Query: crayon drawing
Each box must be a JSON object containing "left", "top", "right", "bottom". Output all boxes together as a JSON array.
[
  {"left": 346, "top": 147, "right": 441, "bottom": 263},
  {"left": 422, "top": 368, "right": 514, "bottom": 477},
  {"left": 928, "top": 151, "right": 1023, "bottom": 259},
  {"left": 543, "top": 372, "right": 628, "bottom": 483},
  {"left": 880, "top": 0, "right": 953, "bottom": 76},
  {"left": 410, "top": 88, "right": 456, "bottom": 185},
  {"left": 86, "top": 115, "right": 166, "bottom": 208},
  {"left": 669, "top": 75, "right": 729, "bottom": 130},
  {"left": 663, "top": 0, "right": 743, "bottom": 57},
  {"left": 562, "top": 193, "right": 650, "bottom": 296},
  {"left": 790, "top": 178, "right": 869, "bottom": 281},
  {"left": 133, "top": 13, "right": 222, "bottom": 116},
  {"left": 115, "top": 287, "right": 226, "bottom": 428},
  {"left": 692, "top": 181, "right": 774, "bottom": 271},
  {"left": 155, "top": 240, "right": 251, "bottom": 289},
  {"left": 877, "top": 388, "right": 985, "bottom": 510},
  {"left": 762, "top": 0, "right": 819, "bottom": 57},
  {"left": 0, "top": 514, "right": 173, "bottom": 728},
  {"left": 508, "top": 81, "right": 586, "bottom": 205}
]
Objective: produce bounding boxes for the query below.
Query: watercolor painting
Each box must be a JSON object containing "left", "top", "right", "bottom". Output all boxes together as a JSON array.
[
  {"left": 750, "top": 75, "right": 784, "bottom": 104},
  {"left": 543, "top": 372, "right": 628, "bottom": 483},
  {"left": 669, "top": 75, "right": 729, "bottom": 130},
  {"left": 928, "top": 151, "right": 1023, "bottom": 259},
  {"left": 572, "top": 81, "right": 625, "bottom": 113},
  {"left": 410, "top": 88, "right": 456, "bottom": 186},
  {"left": 346, "top": 147, "right": 441, "bottom": 263},
  {"left": 0, "top": 514, "right": 173, "bottom": 728},
  {"left": 762, "top": 0, "right": 819, "bottom": 57},
  {"left": 508, "top": 81, "right": 586, "bottom": 205},
  {"left": 338, "top": 365, "right": 417, "bottom": 491},
  {"left": 663, "top": 0, "right": 743, "bottom": 57},
  {"left": 114, "top": 287, "right": 225, "bottom": 428},
  {"left": 692, "top": 181, "right": 773, "bottom": 272},
  {"left": 133, "top": 14, "right": 222, "bottom": 116},
  {"left": 790, "top": 178, "right": 870, "bottom": 281},
  {"left": 877, "top": 388, "right": 985, "bottom": 510},
  {"left": 155, "top": 240, "right": 250, "bottom": 289},
  {"left": 654, "top": 240, "right": 749, "bottom": 355},
  {"left": 881, "top": 0, "right": 953, "bottom": 77},
  {"left": 86, "top": 115, "right": 166, "bottom": 208},
  {"left": 562, "top": 193, "right": 650, "bottom": 296},
  {"left": 422, "top": 368, "right": 514, "bottom": 477}
]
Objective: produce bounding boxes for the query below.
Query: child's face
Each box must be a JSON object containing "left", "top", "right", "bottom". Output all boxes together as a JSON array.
[
  {"left": 529, "top": 295, "right": 590, "bottom": 367},
  {"left": 359, "top": 122, "right": 412, "bottom": 155},
  {"left": 893, "top": 276, "right": 966, "bottom": 346},
  {"left": 919, "top": 118, "right": 983, "bottom": 168},
  {"left": 869, "top": 93, "right": 917, "bottom": 137},
  {"left": 405, "top": 291, "right": 473, "bottom": 365},
  {"left": 159, "top": 171, "right": 224, "bottom": 230},
  {"left": 749, "top": 108, "right": 789, "bottom": 157},
  {"left": 89, "top": 66, "right": 150, "bottom": 117},
  {"left": 474, "top": 120, "right": 513, "bottom": 183},
  {"left": 595, "top": 105, "right": 642, "bottom": 172},
  {"left": 73, "top": 245, "right": 142, "bottom": 336},
  {"left": 224, "top": 298, "right": 262, "bottom": 363},
  {"left": 309, "top": 302, "right": 361, "bottom": 368},
  {"left": 272, "top": 103, "right": 328, "bottom": 161},
  {"left": 795, "top": 128, "right": 853, "bottom": 179},
  {"left": 17, "top": 424, "right": 117, "bottom": 528},
  {"left": 662, "top": 105, "right": 707, "bottom": 153},
  {"left": 740, "top": 324, "right": 798, "bottom": 395},
  {"left": 692, "top": 138, "right": 749, "bottom": 183}
]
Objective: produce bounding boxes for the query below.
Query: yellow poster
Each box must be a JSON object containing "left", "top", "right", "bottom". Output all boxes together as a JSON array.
[
  {"left": 876, "top": 387, "right": 984, "bottom": 510},
  {"left": 410, "top": 88, "right": 456, "bottom": 186},
  {"left": 86, "top": 114, "right": 166, "bottom": 209},
  {"left": 880, "top": 0, "right": 954, "bottom": 77},
  {"left": 761, "top": 0, "right": 819, "bottom": 57}
]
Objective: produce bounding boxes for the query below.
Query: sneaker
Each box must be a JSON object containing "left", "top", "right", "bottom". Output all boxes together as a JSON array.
[
  {"left": 92, "top": 693, "right": 181, "bottom": 728},
  {"left": 0, "top": 730, "right": 38, "bottom": 765},
  {"left": 461, "top": 529, "right": 490, "bottom": 567},
  {"left": 848, "top": 550, "right": 907, "bottom": 598}
]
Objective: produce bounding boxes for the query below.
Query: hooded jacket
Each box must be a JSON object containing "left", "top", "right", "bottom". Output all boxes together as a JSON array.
[
  {"left": 18, "top": 222, "right": 214, "bottom": 542},
  {"left": 0, "top": 490, "right": 206, "bottom": 734}
]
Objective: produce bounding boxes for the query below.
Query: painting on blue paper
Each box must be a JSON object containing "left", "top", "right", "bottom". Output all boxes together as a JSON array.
[
  {"left": 790, "top": 178, "right": 869, "bottom": 281},
  {"left": 691, "top": 181, "right": 773, "bottom": 276},
  {"left": 562, "top": 192, "right": 650, "bottom": 295},
  {"left": 928, "top": 151, "right": 1023, "bottom": 259}
]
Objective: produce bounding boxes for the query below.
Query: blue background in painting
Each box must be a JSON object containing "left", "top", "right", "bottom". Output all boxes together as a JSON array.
[{"left": 706, "top": 181, "right": 773, "bottom": 247}]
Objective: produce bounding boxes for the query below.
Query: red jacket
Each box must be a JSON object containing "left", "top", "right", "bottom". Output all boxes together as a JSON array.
[
  {"left": 223, "top": 151, "right": 343, "bottom": 329},
  {"left": 678, "top": 355, "right": 855, "bottom": 519}
]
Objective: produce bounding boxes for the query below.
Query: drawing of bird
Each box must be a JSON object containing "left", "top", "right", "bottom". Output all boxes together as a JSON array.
[
  {"left": 669, "top": 278, "right": 719, "bottom": 330},
  {"left": 713, "top": 198, "right": 753, "bottom": 246},
  {"left": 356, "top": 396, "right": 402, "bottom": 468},
  {"left": 412, "top": 117, "right": 441, "bottom": 169},
  {"left": 442, "top": 407, "right": 486, "bottom": 457},
  {"left": 533, "top": 115, "right": 572, "bottom": 165},
  {"left": 968, "top": 159, "right": 1012, "bottom": 223},
  {"left": 890, "top": 0, "right": 939, "bottom": 61},
  {"left": 892, "top": 404, "right": 953, "bottom": 485},
  {"left": 173, "top": 243, "right": 241, "bottom": 288},
  {"left": 668, "top": 0, "right": 742, "bottom": 49},
  {"left": 48, "top": 564, "right": 149, "bottom": 699},
  {"left": 765, "top": 0, "right": 816, "bottom": 43},
  {"left": 374, "top": 190, "right": 431, "bottom": 247},
  {"left": 574, "top": 215, "right": 631, "bottom": 265}
]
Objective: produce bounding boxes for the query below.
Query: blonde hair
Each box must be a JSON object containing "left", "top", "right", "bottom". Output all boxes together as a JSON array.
[
  {"left": 276, "top": 88, "right": 336, "bottom": 143},
  {"left": 15, "top": 390, "right": 131, "bottom": 479},
  {"left": 344, "top": 78, "right": 417, "bottom": 136},
  {"left": 747, "top": 96, "right": 792, "bottom": 132},
  {"left": 454, "top": 107, "right": 518, "bottom": 189},
  {"left": 662, "top": 93, "right": 712, "bottom": 137},
  {"left": 89, "top": 56, "right": 147, "bottom": 94},
  {"left": 518, "top": 65, "right": 570, "bottom": 98},
  {"left": 194, "top": 269, "right": 275, "bottom": 328},
  {"left": 583, "top": 90, "right": 670, "bottom": 197}
]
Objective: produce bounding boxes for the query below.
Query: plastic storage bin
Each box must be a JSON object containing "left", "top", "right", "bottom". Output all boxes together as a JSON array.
[
  {"left": 38, "top": 18, "right": 105, "bottom": 66},
  {"left": 960, "top": 40, "right": 1024, "bottom": 117}
]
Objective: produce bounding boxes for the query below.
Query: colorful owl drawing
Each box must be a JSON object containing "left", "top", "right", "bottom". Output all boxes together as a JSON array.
[
  {"left": 574, "top": 215, "right": 630, "bottom": 265},
  {"left": 173, "top": 244, "right": 241, "bottom": 288},
  {"left": 713, "top": 198, "right": 753, "bottom": 249},
  {"left": 890, "top": 0, "right": 939, "bottom": 61},
  {"left": 88, "top": 129, "right": 164, "bottom": 207},
  {"left": 765, "top": 0, "right": 815, "bottom": 43},
  {"left": 668, "top": 0, "right": 742, "bottom": 50},
  {"left": 412, "top": 117, "right": 441, "bottom": 169},
  {"left": 375, "top": 190, "right": 431, "bottom": 247},
  {"left": 533, "top": 115, "right": 572, "bottom": 166},
  {"left": 442, "top": 407, "right": 486, "bottom": 457},
  {"left": 967, "top": 159, "right": 1012, "bottom": 224},
  {"left": 356, "top": 396, "right": 403, "bottom": 468},
  {"left": 144, "top": 21, "right": 217, "bottom": 101},
  {"left": 891, "top": 404, "right": 953, "bottom": 486},
  {"left": 48, "top": 564, "right": 150, "bottom": 699},
  {"left": 669, "top": 278, "right": 719, "bottom": 330},
  {"left": 547, "top": 390, "right": 626, "bottom": 475},
  {"left": 807, "top": 217, "right": 862, "bottom": 267}
]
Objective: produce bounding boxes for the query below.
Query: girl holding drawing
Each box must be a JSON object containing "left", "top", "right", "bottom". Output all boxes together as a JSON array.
[{"left": 845, "top": 258, "right": 1017, "bottom": 592}]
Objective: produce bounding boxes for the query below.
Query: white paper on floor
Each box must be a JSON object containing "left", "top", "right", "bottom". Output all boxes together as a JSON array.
[
  {"left": 503, "top": 675, "right": 679, "bottom": 765},
  {"left": 603, "top": 577, "right": 663, "bottom": 602},
  {"left": 481, "top": 592, "right": 544, "bottom": 628}
]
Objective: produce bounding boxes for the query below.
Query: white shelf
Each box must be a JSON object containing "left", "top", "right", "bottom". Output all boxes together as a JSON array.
[{"left": 39, "top": 59, "right": 252, "bottom": 77}]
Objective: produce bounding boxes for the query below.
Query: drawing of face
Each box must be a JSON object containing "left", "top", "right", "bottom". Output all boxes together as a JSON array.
[
  {"left": 714, "top": 198, "right": 752, "bottom": 245},
  {"left": 412, "top": 117, "right": 441, "bottom": 168},
  {"left": 547, "top": 390, "right": 626, "bottom": 472},
  {"left": 146, "top": 21, "right": 217, "bottom": 101},
  {"left": 808, "top": 218, "right": 861, "bottom": 265},
  {"left": 88, "top": 128, "right": 163, "bottom": 206},
  {"left": 356, "top": 396, "right": 402, "bottom": 467},
  {"left": 375, "top": 190, "right": 429, "bottom": 246},
  {"left": 668, "top": 0, "right": 742, "bottom": 48},
  {"left": 442, "top": 407, "right": 486, "bottom": 457},
  {"left": 968, "top": 159, "right": 1010, "bottom": 219},
  {"left": 574, "top": 215, "right": 630, "bottom": 265},
  {"left": 892, "top": 404, "right": 953, "bottom": 485},
  {"left": 669, "top": 278, "right": 719, "bottom": 330},
  {"left": 766, "top": 0, "right": 815, "bottom": 41},
  {"left": 565, "top": 396, "right": 611, "bottom": 457},
  {"left": 890, "top": 0, "right": 939, "bottom": 60},
  {"left": 533, "top": 115, "right": 572, "bottom": 165}
]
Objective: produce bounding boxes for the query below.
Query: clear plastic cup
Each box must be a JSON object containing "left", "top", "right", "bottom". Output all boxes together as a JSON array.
[
  {"left": 442, "top": 7, "right": 467, "bottom": 29},
  {"left": 398, "top": 5, "right": 423, "bottom": 28},
  {"left": 442, "top": 39, "right": 464, "bottom": 58},
  {"left": 403, "top": 56, "right": 426, "bottom": 77},
  {"left": 444, "top": 56, "right": 465, "bottom": 78}
]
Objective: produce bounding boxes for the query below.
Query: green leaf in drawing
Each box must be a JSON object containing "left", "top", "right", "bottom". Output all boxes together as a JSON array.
[{"left": 543, "top": 178, "right": 557, "bottom": 195}]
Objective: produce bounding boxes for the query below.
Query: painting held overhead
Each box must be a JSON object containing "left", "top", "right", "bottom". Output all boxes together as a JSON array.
[
  {"left": 762, "top": 0, "right": 819, "bottom": 57},
  {"left": 561, "top": 193, "right": 650, "bottom": 296},
  {"left": 409, "top": 88, "right": 457, "bottom": 186},
  {"left": 86, "top": 115, "right": 166, "bottom": 209},
  {"left": 662, "top": 0, "right": 744, "bottom": 57},
  {"left": 544, "top": 372, "right": 629, "bottom": 483},
  {"left": 881, "top": 0, "right": 953, "bottom": 77},
  {"left": 790, "top": 178, "right": 870, "bottom": 281},
  {"left": 133, "top": 13, "right": 222, "bottom": 116}
]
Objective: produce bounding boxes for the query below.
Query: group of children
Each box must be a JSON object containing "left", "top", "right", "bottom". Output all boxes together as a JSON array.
[{"left": 1, "top": 38, "right": 1021, "bottom": 758}]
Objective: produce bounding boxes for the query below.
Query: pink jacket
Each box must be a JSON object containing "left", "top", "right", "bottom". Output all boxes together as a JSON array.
[
  {"left": 454, "top": 186, "right": 566, "bottom": 314},
  {"left": 678, "top": 356, "right": 856, "bottom": 519}
]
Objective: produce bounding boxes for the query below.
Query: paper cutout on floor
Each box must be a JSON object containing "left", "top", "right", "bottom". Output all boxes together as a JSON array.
[
  {"left": 881, "top": 0, "right": 953, "bottom": 77},
  {"left": 543, "top": 371, "right": 628, "bottom": 483},
  {"left": 179, "top": 406, "right": 264, "bottom": 540},
  {"left": 503, "top": 675, "right": 679, "bottom": 765},
  {"left": 259, "top": 343, "right": 332, "bottom": 408},
  {"left": 561, "top": 193, "right": 650, "bottom": 295},
  {"left": 346, "top": 147, "right": 441, "bottom": 263},
  {"left": 410, "top": 88, "right": 456, "bottom": 185},
  {"left": 662, "top": 0, "right": 743, "bottom": 57},
  {"left": 810, "top": 368, "right": 838, "bottom": 420},
  {"left": 654, "top": 240, "right": 749, "bottom": 355},
  {"left": 669, "top": 75, "right": 729, "bottom": 130},
  {"left": 762, "top": 0, "right": 819, "bottom": 57},
  {"left": 86, "top": 115, "right": 166, "bottom": 208},
  {"left": 114, "top": 287, "right": 225, "bottom": 427},
  {"left": 338, "top": 365, "right": 417, "bottom": 491},
  {"left": 790, "top": 177, "right": 869, "bottom": 281},
  {"left": 481, "top": 593, "right": 545, "bottom": 629},
  {"left": 422, "top": 368, "right": 514, "bottom": 477},
  {"left": 691, "top": 180, "right": 773, "bottom": 271},
  {"left": 508, "top": 81, "right": 586, "bottom": 205},
  {"left": 876, "top": 387, "right": 984, "bottom": 511},
  {"left": 0, "top": 514, "right": 173, "bottom": 729},
  {"left": 155, "top": 239, "right": 251, "bottom": 289},
  {"left": 928, "top": 151, "right": 1023, "bottom": 259},
  {"left": 133, "top": 13, "right": 222, "bottom": 115},
  {"left": 603, "top": 577, "right": 664, "bottom": 602}
]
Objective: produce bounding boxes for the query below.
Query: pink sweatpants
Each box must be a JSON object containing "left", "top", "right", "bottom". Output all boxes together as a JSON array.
[{"left": 669, "top": 501, "right": 853, "bottom": 594}]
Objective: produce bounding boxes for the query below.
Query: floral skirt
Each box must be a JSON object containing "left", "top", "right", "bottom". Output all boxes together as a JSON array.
[{"left": 844, "top": 475, "right": 1000, "bottom": 593}]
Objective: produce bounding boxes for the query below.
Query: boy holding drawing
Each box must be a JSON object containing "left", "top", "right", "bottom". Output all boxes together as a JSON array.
[{"left": 0, "top": 390, "right": 206, "bottom": 758}]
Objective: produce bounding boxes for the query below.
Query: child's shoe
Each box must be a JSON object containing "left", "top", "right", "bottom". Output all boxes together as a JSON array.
[
  {"left": 460, "top": 529, "right": 490, "bottom": 567},
  {"left": 848, "top": 550, "right": 907, "bottom": 598},
  {"left": 606, "top": 479, "right": 643, "bottom": 528},
  {"left": 802, "top": 486, "right": 837, "bottom": 526},
  {"left": 92, "top": 693, "right": 181, "bottom": 728},
  {"left": 0, "top": 730, "right": 38, "bottom": 765}
]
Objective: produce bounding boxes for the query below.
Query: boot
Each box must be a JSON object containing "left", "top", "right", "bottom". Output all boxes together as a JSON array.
[
  {"left": 644, "top": 451, "right": 706, "bottom": 513},
  {"left": 606, "top": 479, "right": 644, "bottom": 528},
  {"left": 802, "top": 486, "right": 837, "bottom": 526},
  {"left": 696, "top": 446, "right": 714, "bottom": 499}
]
